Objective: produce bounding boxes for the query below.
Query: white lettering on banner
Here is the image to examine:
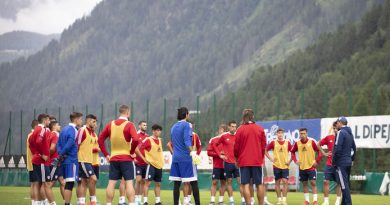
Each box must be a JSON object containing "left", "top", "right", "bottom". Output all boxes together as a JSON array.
[
  {"left": 8, "top": 157, "right": 15, "bottom": 168},
  {"left": 321, "top": 115, "right": 390, "bottom": 149},
  {"left": 18, "top": 156, "right": 26, "bottom": 168},
  {"left": 264, "top": 125, "right": 300, "bottom": 144},
  {"left": 0, "top": 157, "right": 5, "bottom": 168}
]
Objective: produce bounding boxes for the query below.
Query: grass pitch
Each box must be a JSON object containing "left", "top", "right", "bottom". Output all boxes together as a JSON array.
[{"left": 0, "top": 186, "right": 389, "bottom": 205}]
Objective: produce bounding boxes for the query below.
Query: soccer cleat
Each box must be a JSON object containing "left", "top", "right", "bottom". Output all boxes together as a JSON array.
[
  {"left": 155, "top": 203, "right": 162, "bottom": 205},
  {"left": 118, "top": 203, "right": 127, "bottom": 205},
  {"left": 321, "top": 202, "right": 329, "bottom": 205},
  {"left": 312, "top": 201, "right": 318, "bottom": 205},
  {"left": 143, "top": 203, "right": 149, "bottom": 205},
  {"left": 276, "top": 201, "right": 283, "bottom": 205},
  {"left": 218, "top": 202, "right": 225, "bottom": 205},
  {"left": 209, "top": 202, "right": 215, "bottom": 205},
  {"left": 302, "top": 201, "right": 310, "bottom": 205}
]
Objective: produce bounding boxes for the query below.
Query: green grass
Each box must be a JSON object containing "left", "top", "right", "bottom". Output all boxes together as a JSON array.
[{"left": 0, "top": 186, "right": 389, "bottom": 205}]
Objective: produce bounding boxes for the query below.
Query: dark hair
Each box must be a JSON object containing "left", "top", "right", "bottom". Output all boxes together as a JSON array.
[
  {"left": 332, "top": 121, "right": 338, "bottom": 127},
  {"left": 49, "top": 121, "right": 59, "bottom": 131},
  {"left": 152, "top": 124, "right": 162, "bottom": 131},
  {"left": 31, "top": 120, "right": 39, "bottom": 129},
  {"left": 219, "top": 124, "right": 227, "bottom": 132},
  {"left": 228, "top": 120, "right": 237, "bottom": 126},
  {"left": 119, "top": 105, "right": 129, "bottom": 114},
  {"left": 241, "top": 109, "right": 254, "bottom": 124},
  {"left": 299, "top": 128, "right": 308, "bottom": 132},
  {"left": 138, "top": 120, "right": 147, "bottom": 125},
  {"left": 277, "top": 127, "right": 284, "bottom": 132},
  {"left": 70, "top": 112, "right": 83, "bottom": 122},
  {"left": 177, "top": 107, "right": 189, "bottom": 120},
  {"left": 37, "top": 114, "right": 49, "bottom": 123},
  {"left": 86, "top": 114, "right": 97, "bottom": 120},
  {"left": 49, "top": 115, "right": 56, "bottom": 121}
]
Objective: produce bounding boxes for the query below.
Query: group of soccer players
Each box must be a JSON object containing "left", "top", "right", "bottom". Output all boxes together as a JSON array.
[{"left": 26, "top": 104, "right": 354, "bottom": 205}]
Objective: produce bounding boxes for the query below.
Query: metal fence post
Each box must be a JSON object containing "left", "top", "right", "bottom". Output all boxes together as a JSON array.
[
  {"left": 213, "top": 94, "right": 217, "bottom": 134},
  {"left": 163, "top": 98, "right": 167, "bottom": 142},
  {"left": 300, "top": 89, "right": 305, "bottom": 119},
  {"left": 178, "top": 97, "right": 182, "bottom": 108},
  {"left": 348, "top": 87, "right": 353, "bottom": 115},
  {"left": 146, "top": 99, "right": 150, "bottom": 132},
  {"left": 20, "top": 110, "right": 23, "bottom": 154},
  {"left": 131, "top": 101, "right": 134, "bottom": 122},
  {"left": 115, "top": 102, "right": 118, "bottom": 118},
  {"left": 86, "top": 104, "right": 89, "bottom": 115},
  {"left": 196, "top": 96, "right": 200, "bottom": 131},
  {"left": 58, "top": 107, "right": 61, "bottom": 124}
]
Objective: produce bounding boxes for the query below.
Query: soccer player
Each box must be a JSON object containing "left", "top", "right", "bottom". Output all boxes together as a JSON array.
[
  {"left": 291, "top": 128, "right": 322, "bottom": 205},
  {"left": 169, "top": 107, "right": 200, "bottom": 205},
  {"left": 167, "top": 120, "right": 202, "bottom": 205},
  {"left": 233, "top": 109, "right": 266, "bottom": 205},
  {"left": 48, "top": 120, "right": 65, "bottom": 200},
  {"left": 134, "top": 120, "right": 149, "bottom": 205},
  {"left": 207, "top": 124, "right": 227, "bottom": 205},
  {"left": 76, "top": 114, "right": 99, "bottom": 205},
  {"left": 57, "top": 112, "right": 83, "bottom": 205},
  {"left": 27, "top": 119, "right": 41, "bottom": 205},
  {"left": 265, "top": 127, "right": 292, "bottom": 205},
  {"left": 213, "top": 120, "right": 244, "bottom": 205},
  {"left": 98, "top": 105, "right": 138, "bottom": 205},
  {"left": 91, "top": 116, "right": 101, "bottom": 205},
  {"left": 333, "top": 116, "right": 356, "bottom": 205},
  {"left": 135, "top": 124, "right": 164, "bottom": 205},
  {"left": 317, "top": 122, "right": 342, "bottom": 205},
  {"left": 29, "top": 113, "right": 56, "bottom": 205}
]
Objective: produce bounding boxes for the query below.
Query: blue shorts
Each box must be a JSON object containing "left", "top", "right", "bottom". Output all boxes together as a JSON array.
[
  {"left": 62, "top": 163, "right": 79, "bottom": 182},
  {"left": 109, "top": 161, "right": 135, "bottom": 180},
  {"left": 239, "top": 166, "right": 263, "bottom": 185},
  {"left": 224, "top": 162, "right": 240, "bottom": 179},
  {"left": 169, "top": 161, "right": 197, "bottom": 182},
  {"left": 299, "top": 170, "right": 317, "bottom": 182},
  {"left": 32, "top": 164, "right": 51, "bottom": 182},
  {"left": 212, "top": 168, "right": 226, "bottom": 180},
  {"left": 324, "top": 165, "right": 337, "bottom": 181},
  {"left": 136, "top": 164, "right": 147, "bottom": 178},
  {"left": 49, "top": 165, "right": 63, "bottom": 181},
  {"left": 93, "top": 165, "right": 99, "bottom": 179},
  {"left": 145, "top": 165, "right": 163, "bottom": 182},
  {"left": 273, "top": 168, "right": 289, "bottom": 180},
  {"left": 79, "top": 162, "right": 95, "bottom": 179}
]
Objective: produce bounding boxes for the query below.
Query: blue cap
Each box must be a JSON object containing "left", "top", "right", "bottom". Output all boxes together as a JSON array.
[{"left": 337, "top": 116, "right": 348, "bottom": 123}]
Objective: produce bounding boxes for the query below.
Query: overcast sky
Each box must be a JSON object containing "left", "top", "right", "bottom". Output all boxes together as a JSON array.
[{"left": 0, "top": 0, "right": 102, "bottom": 35}]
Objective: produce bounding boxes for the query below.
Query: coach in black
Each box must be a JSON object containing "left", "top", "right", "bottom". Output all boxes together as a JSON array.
[{"left": 332, "top": 116, "right": 356, "bottom": 205}]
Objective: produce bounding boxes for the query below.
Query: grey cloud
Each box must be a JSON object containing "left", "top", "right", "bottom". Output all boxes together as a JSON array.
[{"left": 0, "top": 0, "right": 33, "bottom": 20}]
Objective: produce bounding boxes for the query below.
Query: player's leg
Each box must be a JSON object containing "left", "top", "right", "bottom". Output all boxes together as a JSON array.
[
  {"left": 309, "top": 170, "right": 318, "bottom": 204},
  {"left": 335, "top": 184, "right": 342, "bottom": 205},
  {"left": 169, "top": 162, "right": 182, "bottom": 205},
  {"left": 119, "top": 178, "right": 126, "bottom": 204},
  {"left": 336, "top": 166, "right": 352, "bottom": 205},
  {"left": 219, "top": 179, "right": 226, "bottom": 204},
  {"left": 275, "top": 179, "right": 282, "bottom": 204},
  {"left": 43, "top": 165, "right": 55, "bottom": 204},
  {"left": 107, "top": 162, "right": 120, "bottom": 203},
  {"left": 122, "top": 161, "right": 136, "bottom": 203},
  {"left": 323, "top": 179, "right": 330, "bottom": 205},
  {"left": 210, "top": 178, "right": 218, "bottom": 204},
  {"left": 143, "top": 164, "right": 152, "bottom": 204},
  {"left": 106, "top": 180, "right": 117, "bottom": 203},
  {"left": 187, "top": 184, "right": 193, "bottom": 204},
  {"left": 182, "top": 162, "right": 200, "bottom": 205},
  {"left": 89, "top": 165, "right": 100, "bottom": 204},
  {"left": 236, "top": 176, "right": 245, "bottom": 204},
  {"left": 143, "top": 180, "right": 151, "bottom": 204},
  {"left": 63, "top": 163, "right": 78, "bottom": 205},
  {"left": 224, "top": 162, "right": 234, "bottom": 204},
  {"left": 174, "top": 181, "right": 182, "bottom": 205},
  {"left": 281, "top": 177, "right": 289, "bottom": 204},
  {"left": 238, "top": 167, "right": 251, "bottom": 204},
  {"left": 39, "top": 183, "right": 46, "bottom": 203},
  {"left": 154, "top": 182, "right": 161, "bottom": 204},
  {"left": 300, "top": 170, "right": 310, "bottom": 204},
  {"left": 234, "top": 165, "right": 245, "bottom": 205},
  {"left": 58, "top": 176, "right": 65, "bottom": 200}
]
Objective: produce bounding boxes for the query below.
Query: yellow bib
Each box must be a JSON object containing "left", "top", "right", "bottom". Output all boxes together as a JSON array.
[
  {"left": 273, "top": 140, "right": 289, "bottom": 169},
  {"left": 110, "top": 121, "right": 130, "bottom": 157},
  {"left": 26, "top": 131, "right": 33, "bottom": 171},
  {"left": 145, "top": 137, "right": 164, "bottom": 169},
  {"left": 297, "top": 139, "right": 315, "bottom": 170},
  {"left": 78, "top": 128, "right": 94, "bottom": 163},
  {"left": 91, "top": 132, "right": 99, "bottom": 166}
]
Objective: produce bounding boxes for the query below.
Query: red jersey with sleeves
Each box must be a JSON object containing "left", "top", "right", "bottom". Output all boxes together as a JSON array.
[
  {"left": 29, "top": 124, "right": 51, "bottom": 166},
  {"left": 98, "top": 117, "right": 138, "bottom": 162},
  {"left": 134, "top": 131, "right": 149, "bottom": 166},
  {"left": 167, "top": 132, "right": 202, "bottom": 155},
  {"left": 214, "top": 132, "right": 236, "bottom": 164},
  {"left": 233, "top": 122, "right": 266, "bottom": 167},
  {"left": 207, "top": 135, "right": 224, "bottom": 168},
  {"left": 319, "top": 135, "right": 335, "bottom": 166},
  {"left": 49, "top": 131, "right": 59, "bottom": 164},
  {"left": 291, "top": 137, "right": 323, "bottom": 171}
]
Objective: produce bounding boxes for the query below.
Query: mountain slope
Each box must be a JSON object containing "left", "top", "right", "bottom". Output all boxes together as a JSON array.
[
  {"left": 0, "top": 31, "right": 59, "bottom": 63},
  {"left": 0, "top": 0, "right": 384, "bottom": 118}
]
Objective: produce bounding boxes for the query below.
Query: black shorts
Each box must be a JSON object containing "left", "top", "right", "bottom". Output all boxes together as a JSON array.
[
  {"left": 145, "top": 165, "right": 162, "bottom": 182},
  {"left": 324, "top": 166, "right": 337, "bottom": 182},
  {"left": 239, "top": 166, "right": 263, "bottom": 185},
  {"left": 224, "top": 162, "right": 239, "bottom": 179},
  {"left": 32, "top": 164, "right": 51, "bottom": 182},
  {"left": 299, "top": 170, "right": 317, "bottom": 181},
  {"left": 93, "top": 165, "right": 100, "bottom": 179},
  {"left": 29, "top": 171, "right": 34, "bottom": 182},
  {"left": 49, "top": 165, "right": 63, "bottom": 181},
  {"left": 79, "top": 162, "right": 96, "bottom": 179},
  {"left": 212, "top": 168, "right": 226, "bottom": 180},
  {"left": 136, "top": 164, "right": 148, "bottom": 178},
  {"left": 109, "top": 161, "right": 135, "bottom": 180},
  {"left": 273, "top": 168, "right": 289, "bottom": 180}
]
